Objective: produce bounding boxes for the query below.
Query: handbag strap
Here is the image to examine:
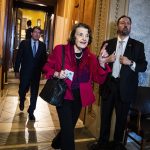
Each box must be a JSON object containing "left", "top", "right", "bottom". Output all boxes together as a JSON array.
[{"left": 61, "top": 45, "right": 65, "bottom": 70}]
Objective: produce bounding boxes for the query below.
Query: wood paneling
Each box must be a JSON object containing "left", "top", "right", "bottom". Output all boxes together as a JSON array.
[
  {"left": 0, "top": 0, "right": 6, "bottom": 93},
  {"left": 53, "top": 0, "right": 97, "bottom": 46}
]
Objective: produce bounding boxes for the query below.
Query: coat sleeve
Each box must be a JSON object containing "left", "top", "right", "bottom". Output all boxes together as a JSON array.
[
  {"left": 134, "top": 42, "right": 147, "bottom": 72},
  {"left": 42, "top": 45, "right": 61, "bottom": 79}
]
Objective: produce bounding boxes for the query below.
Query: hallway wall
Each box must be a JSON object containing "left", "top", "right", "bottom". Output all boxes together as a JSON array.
[
  {"left": 128, "top": 0, "right": 150, "bottom": 87},
  {"left": 0, "top": 0, "right": 6, "bottom": 93},
  {"left": 53, "top": 0, "right": 96, "bottom": 46}
]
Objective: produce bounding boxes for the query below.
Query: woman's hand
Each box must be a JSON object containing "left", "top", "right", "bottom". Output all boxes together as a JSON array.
[
  {"left": 100, "top": 43, "right": 108, "bottom": 58},
  {"left": 53, "top": 70, "right": 67, "bottom": 79},
  {"left": 106, "top": 52, "right": 116, "bottom": 63},
  {"left": 98, "top": 43, "right": 109, "bottom": 68}
]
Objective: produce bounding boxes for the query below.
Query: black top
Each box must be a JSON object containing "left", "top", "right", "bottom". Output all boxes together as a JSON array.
[{"left": 75, "top": 52, "right": 82, "bottom": 66}]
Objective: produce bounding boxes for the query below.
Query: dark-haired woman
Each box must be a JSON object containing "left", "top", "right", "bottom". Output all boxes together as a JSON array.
[{"left": 43, "top": 23, "right": 111, "bottom": 150}]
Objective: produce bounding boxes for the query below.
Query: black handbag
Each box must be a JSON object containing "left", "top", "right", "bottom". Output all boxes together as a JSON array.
[{"left": 39, "top": 45, "right": 67, "bottom": 107}]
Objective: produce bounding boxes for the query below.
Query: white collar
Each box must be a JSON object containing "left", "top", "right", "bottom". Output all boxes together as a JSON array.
[{"left": 117, "top": 36, "right": 129, "bottom": 43}]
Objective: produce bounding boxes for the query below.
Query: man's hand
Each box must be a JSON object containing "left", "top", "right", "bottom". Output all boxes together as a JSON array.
[{"left": 120, "top": 56, "right": 132, "bottom": 65}]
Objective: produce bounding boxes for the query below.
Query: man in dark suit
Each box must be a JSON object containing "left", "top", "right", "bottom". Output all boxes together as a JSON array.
[
  {"left": 25, "top": 20, "right": 32, "bottom": 39},
  {"left": 90, "top": 15, "right": 147, "bottom": 150},
  {"left": 14, "top": 26, "right": 47, "bottom": 121}
]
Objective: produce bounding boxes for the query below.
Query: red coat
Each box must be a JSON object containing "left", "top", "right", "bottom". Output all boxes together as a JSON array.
[{"left": 43, "top": 43, "right": 111, "bottom": 107}]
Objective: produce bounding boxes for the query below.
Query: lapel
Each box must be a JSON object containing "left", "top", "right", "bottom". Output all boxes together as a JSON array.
[
  {"left": 123, "top": 37, "right": 133, "bottom": 59},
  {"left": 36, "top": 41, "right": 41, "bottom": 56},
  {"left": 28, "top": 39, "right": 33, "bottom": 56},
  {"left": 33, "top": 41, "right": 41, "bottom": 58},
  {"left": 120, "top": 37, "right": 133, "bottom": 75},
  {"left": 108, "top": 38, "right": 117, "bottom": 55}
]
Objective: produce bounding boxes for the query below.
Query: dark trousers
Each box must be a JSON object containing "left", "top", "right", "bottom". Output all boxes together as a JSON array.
[
  {"left": 19, "top": 77, "right": 40, "bottom": 114},
  {"left": 99, "top": 78, "right": 130, "bottom": 144},
  {"left": 55, "top": 89, "right": 82, "bottom": 150}
]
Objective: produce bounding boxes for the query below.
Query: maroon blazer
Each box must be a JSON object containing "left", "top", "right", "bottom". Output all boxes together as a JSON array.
[{"left": 43, "top": 43, "right": 111, "bottom": 107}]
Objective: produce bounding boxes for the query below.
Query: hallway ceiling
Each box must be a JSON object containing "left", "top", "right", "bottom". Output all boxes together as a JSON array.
[
  {"left": 14, "top": 0, "right": 57, "bottom": 13},
  {"left": 15, "top": 0, "right": 57, "bottom": 7}
]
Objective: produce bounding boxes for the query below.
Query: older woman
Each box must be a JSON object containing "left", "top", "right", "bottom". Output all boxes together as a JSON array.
[{"left": 43, "top": 23, "right": 111, "bottom": 150}]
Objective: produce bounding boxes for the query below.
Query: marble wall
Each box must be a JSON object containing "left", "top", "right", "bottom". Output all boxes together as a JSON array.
[{"left": 128, "top": 0, "right": 150, "bottom": 86}]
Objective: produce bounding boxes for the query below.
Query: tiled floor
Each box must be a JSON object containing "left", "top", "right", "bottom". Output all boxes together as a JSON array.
[
  {"left": 0, "top": 70, "right": 144, "bottom": 150},
  {"left": 0, "top": 71, "right": 95, "bottom": 150}
]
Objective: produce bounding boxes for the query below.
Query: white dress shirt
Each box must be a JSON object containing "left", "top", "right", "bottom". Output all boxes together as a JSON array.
[{"left": 112, "top": 36, "right": 136, "bottom": 78}]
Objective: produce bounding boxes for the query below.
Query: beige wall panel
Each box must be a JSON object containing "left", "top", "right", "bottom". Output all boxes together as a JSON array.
[
  {"left": 54, "top": 0, "right": 97, "bottom": 46},
  {"left": 56, "top": 0, "right": 65, "bottom": 16},
  {"left": 63, "top": 0, "right": 75, "bottom": 43},
  {"left": 83, "top": 0, "right": 96, "bottom": 27},
  {"left": 54, "top": 16, "right": 66, "bottom": 45},
  {"left": 54, "top": 0, "right": 76, "bottom": 46},
  {"left": 74, "top": 0, "right": 84, "bottom": 22}
]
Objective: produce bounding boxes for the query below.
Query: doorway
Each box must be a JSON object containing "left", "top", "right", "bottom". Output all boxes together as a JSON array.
[{"left": 2, "top": 0, "right": 56, "bottom": 91}]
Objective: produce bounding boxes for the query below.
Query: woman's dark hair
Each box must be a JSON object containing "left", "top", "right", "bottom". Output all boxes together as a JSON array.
[
  {"left": 68, "top": 23, "right": 92, "bottom": 45},
  {"left": 117, "top": 15, "right": 132, "bottom": 25}
]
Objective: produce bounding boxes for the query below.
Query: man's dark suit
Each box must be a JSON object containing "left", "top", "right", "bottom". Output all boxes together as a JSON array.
[
  {"left": 99, "top": 37, "right": 147, "bottom": 143},
  {"left": 14, "top": 39, "right": 47, "bottom": 114},
  {"left": 25, "top": 27, "right": 32, "bottom": 39}
]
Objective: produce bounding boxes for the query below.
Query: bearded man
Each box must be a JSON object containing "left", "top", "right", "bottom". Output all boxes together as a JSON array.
[{"left": 90, "top": 15, "right": 147, "bottom": 150}]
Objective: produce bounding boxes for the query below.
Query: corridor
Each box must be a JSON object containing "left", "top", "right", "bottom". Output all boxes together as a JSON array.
[
  {"left": 0, "top": 69, "right": 95, "bottom": 150},
  {"left": 0, "top": 70, "right": 144, "bottom": 150}
]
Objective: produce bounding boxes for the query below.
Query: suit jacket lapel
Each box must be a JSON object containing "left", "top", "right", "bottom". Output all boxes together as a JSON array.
[
  {"left": 123, "top": 37, "right": 133, "bottom": 59},
  {"left": 34, "top": 41, "right": 41, "bottom": 57},
  {"left": 29, "top": 39, "right": 33, "bottom": 56},
  {"left": 120, "top": 38, "right": 133, "bottom": 75}
]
